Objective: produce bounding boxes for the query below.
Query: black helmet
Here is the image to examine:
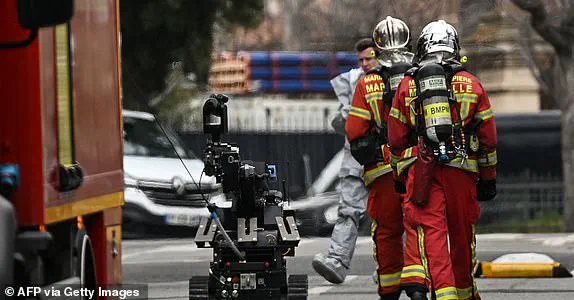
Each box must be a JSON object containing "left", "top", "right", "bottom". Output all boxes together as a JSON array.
[{"left": 372, "top": 16, "right": 410, "bottom": 51}]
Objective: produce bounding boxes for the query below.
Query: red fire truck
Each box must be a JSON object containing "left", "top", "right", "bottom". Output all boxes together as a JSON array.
[{"left": 1, "top": 0, "right": 123, "bottom": 293}]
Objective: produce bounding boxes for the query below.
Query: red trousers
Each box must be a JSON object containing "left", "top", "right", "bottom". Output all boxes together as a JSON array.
[
  {"left": 403, "top": 164, "right": 481, "bottom": 300},
  {"left": 367, "top": 173, "right": 416, "bottom": 297}
]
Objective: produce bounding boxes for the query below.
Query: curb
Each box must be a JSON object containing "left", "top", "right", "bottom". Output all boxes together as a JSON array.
[{"left": 475, "top": 262, "right": 573, "bottom": 278}]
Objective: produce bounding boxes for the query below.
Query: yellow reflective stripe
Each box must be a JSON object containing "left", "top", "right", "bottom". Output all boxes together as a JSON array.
[
  {"left": 402, "top": 147, "right": 414, "bottom": 159},
  {"left": 349, "top": 106, "right": 371, "bottom": 120},
  {"left": 410, "top": 112, "right": 416, "bottom": 126},
  {"left": 469, "top": 225, "right": 479, "bottom": 300},
  {"left": 397, "top": 147, "right": 416, "bottom": 175},
  {"left": 456, "top": 93, "right": 477, "bottom": 126},
  {"left": 401, "top": 265, "right": 427, "bottom": 279},
  {"left": 368, "top": 98, "right": 382, "bottom": 128},
  {"left": 56, "top": 24, "right": 74, "bottom": 166},
  {"left": 417, "top": 226, "right": 431, "bottom": 284},
  {"left": 390, "top": 152, "right": 401, "bottom": 167},
  {"left": 435, "top": 287, "right": 458, "bottom": 300},
  {"left": 389, "top": 107, "right": 407, "bottom": 124},
  {"left": 371, "top": 219, "right": 379, "bottom": 279},
  {"left": 363, "top": 163, "right": 392, "bottom": 186},
  {"left": 379, "top": 271, "right": 402, "bottom": 287},
  {"left": 455, "top": 93, "right": 478, "bottom": 104},
  {"left": 406, "top": 97, "right": 417, "bottom": 126},
  {"left": 446, "top": 157, "right": 478, "bottom": 173},
  {"left": 475, "top": 108, "right": 494, "bottom": 121},
  {"left": 460, "top": 100, "right": 471, "bottom": 126},
  {"left": 457, "top": 287, "right": 472, "bottom": 300},
  {"left": 397, "top": 157, "right": 417, "bottom": 176},
  {"left": 478, "top": 151, "right": 497, "bottom": 167},
  {"left": 457, "top": 286, "right": 479, "bottom": 300},
  {"left": 366, "top": 92, "right": 384, "bottom": 101}
]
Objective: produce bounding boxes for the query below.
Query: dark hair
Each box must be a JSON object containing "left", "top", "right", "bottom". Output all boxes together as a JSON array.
[{"left": 355, "top": 38, "right": 375, "bottom": 52}]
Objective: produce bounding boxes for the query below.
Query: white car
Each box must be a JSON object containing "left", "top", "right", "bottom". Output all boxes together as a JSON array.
[{"left": 122, "top": 110, "right": 224, "bottom": 233}]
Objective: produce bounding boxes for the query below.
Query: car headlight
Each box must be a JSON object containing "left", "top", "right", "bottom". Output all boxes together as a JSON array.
[{"left": 323, "top": 205, "right": 339, "bottom": 224}]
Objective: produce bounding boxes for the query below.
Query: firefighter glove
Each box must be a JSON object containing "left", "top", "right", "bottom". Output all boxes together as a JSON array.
[{"left": 477, "top": 179, "right": 496, "bottom": 202}]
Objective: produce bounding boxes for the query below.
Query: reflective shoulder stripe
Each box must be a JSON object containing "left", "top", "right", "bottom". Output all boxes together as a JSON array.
[
  {"left": 435, "top": 287, "right": 458, "bottom": 300},
  {"left": 457, "top": 93, "right": 477, "bottom": 126},
  {"left": 478, "top": 150, "right": 497, "bottom": 167},
  {"left": 349, "top": 106, "right": 371, "bottom": 120},
  {"left": 474, "top": 107, "right": 494, "bottom": 121},
  {"left": 365, "top": 92, "right": 384, "bottom": 101},
  {"left": 389, "top": 107, "right": 407, "bottom": 124},
  {"left": 363, "top": 163, "right": 392, "bottom": 186},
  {"left": 455, "top": 93, "right": 478, "bottom": 103}
]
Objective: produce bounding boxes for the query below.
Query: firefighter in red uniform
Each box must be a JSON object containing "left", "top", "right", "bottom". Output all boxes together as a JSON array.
[
  {"left": 388, "top": 20, "right": 497, "bottom": 300},
  {"left": 346, "top": 16, "right": 418, "bottom": 300}
]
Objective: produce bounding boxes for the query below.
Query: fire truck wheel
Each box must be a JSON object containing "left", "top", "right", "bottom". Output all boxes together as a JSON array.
[{"left": 75, "top": 228, "right": 98, "bottom": 299}]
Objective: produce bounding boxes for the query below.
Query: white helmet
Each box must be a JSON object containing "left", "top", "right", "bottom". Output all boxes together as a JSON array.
[
  {"left": 372, "top": 16, "right": 410, "bottom": 51},
  {"left": 416, "top": 20, "right": 460, "bottom": 60}
]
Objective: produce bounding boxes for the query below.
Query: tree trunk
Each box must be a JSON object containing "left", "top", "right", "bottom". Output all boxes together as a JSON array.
[{"left": 561, "top": 55, "right": 574, "bottom": 232}]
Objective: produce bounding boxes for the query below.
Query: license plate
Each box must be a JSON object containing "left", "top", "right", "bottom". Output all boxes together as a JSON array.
[{"left": 164, "top": 214, "right": 201, "bottom": 227}]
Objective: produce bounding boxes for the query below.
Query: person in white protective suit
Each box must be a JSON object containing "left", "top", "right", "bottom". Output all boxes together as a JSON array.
[{"left": 311, "top": 38, "right": 377, "bottom": 284}]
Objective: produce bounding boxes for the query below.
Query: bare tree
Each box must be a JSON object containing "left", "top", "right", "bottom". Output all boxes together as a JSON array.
[
  {"left": 511, "top": 0, "right": 574, "bottom": 231},
  {"left": 223, "top": 0, "right": 453, "bottom": 52},
  {"left": 292, "top": 0, "right": 451, "bottom": 51}
]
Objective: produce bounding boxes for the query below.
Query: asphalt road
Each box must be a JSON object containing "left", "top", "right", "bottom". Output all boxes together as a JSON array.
[{"left": 123, "top": 233, "right": 574, "bottom": 299}]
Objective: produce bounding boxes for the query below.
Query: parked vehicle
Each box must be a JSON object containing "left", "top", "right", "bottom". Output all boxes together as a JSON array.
[
  {"left": 122, "top": 110, "right": 225, "bottom": 234},
  {"left": 289, "top": 150, "right": 371, "bottom": 236}
]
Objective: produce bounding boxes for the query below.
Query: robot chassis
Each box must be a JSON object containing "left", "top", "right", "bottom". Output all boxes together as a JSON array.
[{"left": 189, "top": 94, "right": 308, "bottom": 300}]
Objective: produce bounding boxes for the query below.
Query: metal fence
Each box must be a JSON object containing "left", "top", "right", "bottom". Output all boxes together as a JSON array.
[
  {"left": 477, "top": 171, "right": 563, "bottom": 232},
  {"left": 180, "top": 97, "right": 341, "bottom": 134}
]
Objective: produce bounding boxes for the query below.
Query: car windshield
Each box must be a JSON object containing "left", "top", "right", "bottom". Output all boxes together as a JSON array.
[{"left": 123, "top": 116, "right": 195, "bottom": 159}]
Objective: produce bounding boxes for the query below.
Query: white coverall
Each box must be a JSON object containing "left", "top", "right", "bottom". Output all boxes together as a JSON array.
[{"left": 325, "top": 68, "right": 370, "bottom": 268}]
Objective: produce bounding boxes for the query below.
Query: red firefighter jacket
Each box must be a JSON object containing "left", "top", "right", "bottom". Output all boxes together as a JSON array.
[
  {"left": 388, "top": 70, "right": 497, "bottom": 181},
  {"left": 346, "top": 71, "right": 393, "bottom": 186}
]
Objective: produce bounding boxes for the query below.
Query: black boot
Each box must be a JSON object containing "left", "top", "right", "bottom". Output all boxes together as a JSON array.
[
  {"left": 409, "top": 291, "right": 428, "bottom": 300},
  {"left": 380, "top": 291, "right": 401, "bottom": 300}
]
